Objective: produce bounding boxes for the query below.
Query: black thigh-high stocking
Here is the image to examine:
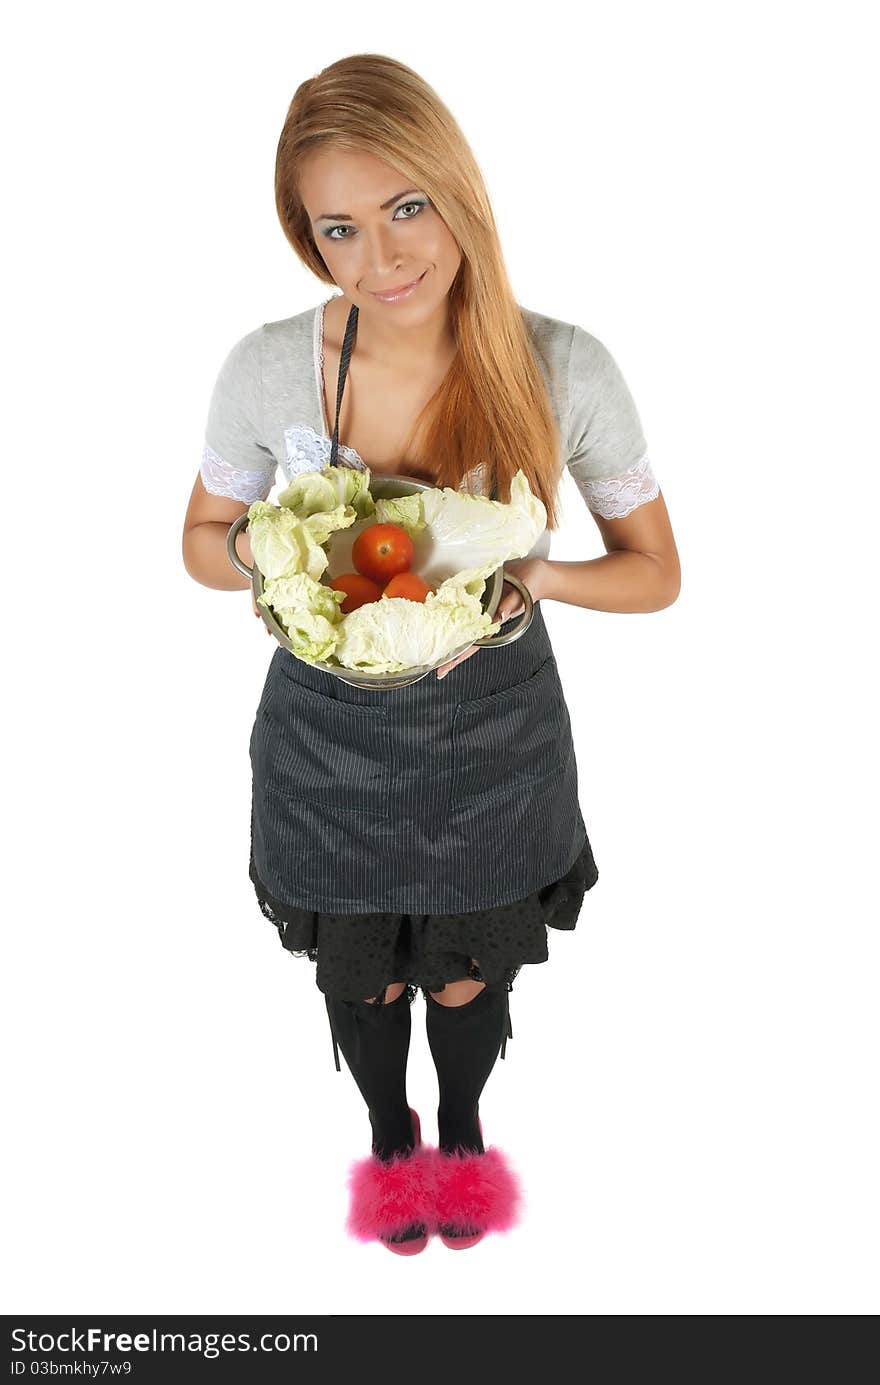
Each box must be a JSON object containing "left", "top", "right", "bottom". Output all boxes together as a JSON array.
[
  {"left": 324, "top": 987, "right": 416, "bottom": 1162},
  {"left": 425, "top": 984, "right": 509, "bottom": 1154}
]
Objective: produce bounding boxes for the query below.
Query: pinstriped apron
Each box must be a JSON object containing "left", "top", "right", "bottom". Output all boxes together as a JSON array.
[{"left": 248, "top": 303, "right": 593, "bottom": 1061}]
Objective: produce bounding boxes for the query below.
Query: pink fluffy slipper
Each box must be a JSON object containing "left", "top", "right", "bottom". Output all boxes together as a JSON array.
[
  {"left": 344, "top": 1107, "right": 436, "bottom": 1255},
  {"left": 432, "top": 1124, "right": 524, "bottom": 1250}
]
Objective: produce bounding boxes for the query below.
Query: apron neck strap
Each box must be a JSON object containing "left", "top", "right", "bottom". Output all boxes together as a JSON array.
[{"left": 329, "top": 302, "right": 359, "bottom": 469}]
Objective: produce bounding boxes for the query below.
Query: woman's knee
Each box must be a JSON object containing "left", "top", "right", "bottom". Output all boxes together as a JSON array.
[
  {"left": 428, "top": 973, "right": 486, "bottom": 1007},
  {"left": 362, "top": 981, "right": 406, "bottom": 1004}
]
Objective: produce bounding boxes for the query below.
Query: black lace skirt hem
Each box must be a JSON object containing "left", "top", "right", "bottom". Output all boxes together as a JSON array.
[{"left": 248, "top": 838, "right": 598, "bottom": 1002}]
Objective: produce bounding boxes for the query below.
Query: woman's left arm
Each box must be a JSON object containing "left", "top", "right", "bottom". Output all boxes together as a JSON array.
[
  {"left": 436, "top": 492, "right": 680, "bottom": 678},
  {"left": 540, "top": 489, "right": 680, "bottom": 614}
]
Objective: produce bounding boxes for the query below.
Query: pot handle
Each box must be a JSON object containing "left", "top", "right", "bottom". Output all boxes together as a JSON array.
[
  {"left": 226, "top": 512, "right": 253, "bottom": 580},
  {"left": 473, "top": 571, "right": 534, "bottom": 647}
]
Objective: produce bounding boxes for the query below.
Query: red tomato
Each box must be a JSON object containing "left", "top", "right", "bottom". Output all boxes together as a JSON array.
[
  {"left": 328, "top": 572, "right": 383, "bottom": 614},
  {"left": 352, "top": 523, "right": 414, "bottom": 583},
  {"left": 382, "top": 572, "right": 434, "bottom": 603}
]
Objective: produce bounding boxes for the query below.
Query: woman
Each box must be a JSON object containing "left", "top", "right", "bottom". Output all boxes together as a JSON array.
[{"left": 182, "top": 53, "right": 681, "bottom": 1255}]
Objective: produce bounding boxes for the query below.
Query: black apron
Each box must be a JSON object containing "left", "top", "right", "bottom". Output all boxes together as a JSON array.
[{"left": 248, "top": 302, "right": 591, "bottom": 1001}]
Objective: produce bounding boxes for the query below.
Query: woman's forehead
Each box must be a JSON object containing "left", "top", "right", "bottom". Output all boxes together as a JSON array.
[{"left": 300, "top": 148, "right": 415, "bottom": 215}]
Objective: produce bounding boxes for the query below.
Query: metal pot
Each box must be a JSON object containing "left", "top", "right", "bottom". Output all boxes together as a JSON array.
[{"left": 225, "top": 473, "right": 534, "bottom": 690}]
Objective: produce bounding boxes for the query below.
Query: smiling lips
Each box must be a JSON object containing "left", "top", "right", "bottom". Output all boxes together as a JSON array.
[{"left": 369, "top": 272, "right": 426, "bottom": 303}]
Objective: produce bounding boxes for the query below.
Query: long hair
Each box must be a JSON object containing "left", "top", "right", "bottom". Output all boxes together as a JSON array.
[{"left": 275, "top": 53, "right": 563, "bottom": 528}]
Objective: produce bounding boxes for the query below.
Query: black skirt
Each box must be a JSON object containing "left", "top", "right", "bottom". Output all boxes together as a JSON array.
[
  {"left": 249, "top": 833, "right": 598, "bottom": 1002},
  {"left": 248, "top": 601, "right": 599, "bottom": 1009}
]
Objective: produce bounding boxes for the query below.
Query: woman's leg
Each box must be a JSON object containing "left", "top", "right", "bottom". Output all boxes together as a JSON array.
[
  {"left": 364, "top": 982, "right": 406, "bottom": 1003},
  {"left": 425, "top": 961, "right": 509, "bottom": 1155},
  {"left": 324, "top": 982, "right": 415, "bottom": 1161},
  {"left": 426, "top": 962, "right": 522, "bottom": 1242},
  {"left": 331, "top": 981, "right": 435, "bottom": 1249}
]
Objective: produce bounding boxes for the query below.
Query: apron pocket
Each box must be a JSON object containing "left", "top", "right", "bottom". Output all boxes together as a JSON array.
[
  {"left": 450, "top": 654, "right": 566, "bottom": 807},
  {"left": 259, "top": 675, "right": 392, "bottom": 818}
]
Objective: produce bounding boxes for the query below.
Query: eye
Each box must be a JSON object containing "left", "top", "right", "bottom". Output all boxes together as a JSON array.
[{"left": 323, "top": 199, "right": 428, "bottom": 241}]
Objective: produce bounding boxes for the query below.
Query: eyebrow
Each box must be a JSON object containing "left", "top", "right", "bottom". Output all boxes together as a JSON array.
[{"left": 315, "top": 189, "right": 423, "bottom": 223}]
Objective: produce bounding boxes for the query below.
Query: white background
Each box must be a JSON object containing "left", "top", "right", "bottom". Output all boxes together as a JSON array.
[{"left": 4, "top": 0, "right": 877, "bottom": 1317}]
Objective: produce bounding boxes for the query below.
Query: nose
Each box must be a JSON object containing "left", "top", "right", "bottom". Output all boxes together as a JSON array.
[{"left": 361, "top": 222, "right": 408, "bottom": 279}]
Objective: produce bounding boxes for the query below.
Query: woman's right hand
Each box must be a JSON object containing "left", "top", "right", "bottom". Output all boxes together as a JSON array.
[
  {"left": 235, "top": 525, "right": 271, "bottom": 633},
  {"left": 252, "top": 588, "right": 272, "bottom": 634}
]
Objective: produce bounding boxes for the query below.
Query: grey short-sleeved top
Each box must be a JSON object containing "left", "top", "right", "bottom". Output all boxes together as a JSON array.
[{"left": 200, "top": 297, "right": 660, "bottom": 560}]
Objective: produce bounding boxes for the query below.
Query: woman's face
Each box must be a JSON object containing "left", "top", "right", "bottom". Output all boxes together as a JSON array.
[{"left": 299, "top": 148, "right": 462, "bottom": 320}]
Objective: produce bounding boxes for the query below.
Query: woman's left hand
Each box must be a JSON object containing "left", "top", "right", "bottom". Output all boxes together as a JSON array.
[{"left": 435, "top": 558, "right": 547, "bottom": 680}]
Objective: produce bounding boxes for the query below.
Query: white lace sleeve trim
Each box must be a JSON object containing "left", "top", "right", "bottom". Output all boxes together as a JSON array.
[
  {"left": 200, "top": 443, "right": 275, "bottom": 502},
  {"left": 572, "top": 452, "right": 660, "bottom": 519}
]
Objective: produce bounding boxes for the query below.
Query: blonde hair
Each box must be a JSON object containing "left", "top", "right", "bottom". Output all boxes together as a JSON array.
[{"left": 275, "top": 53, "right": 563, "bottom": 528}]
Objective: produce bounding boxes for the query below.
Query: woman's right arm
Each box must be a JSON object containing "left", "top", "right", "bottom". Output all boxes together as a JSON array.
[
  {"left": 182, "top": 471, "right": 254, "bottom": 590},
  {"left": 191, "top": 326, "right": 276, "bottom": 603},
  {"left": 182, "top": 474, "right": 265, "bottom": 623}
]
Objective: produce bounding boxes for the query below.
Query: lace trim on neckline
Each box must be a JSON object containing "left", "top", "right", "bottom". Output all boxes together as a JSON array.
[{"left": 283, "top": 421, "right": 368, "bottom": 477}]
